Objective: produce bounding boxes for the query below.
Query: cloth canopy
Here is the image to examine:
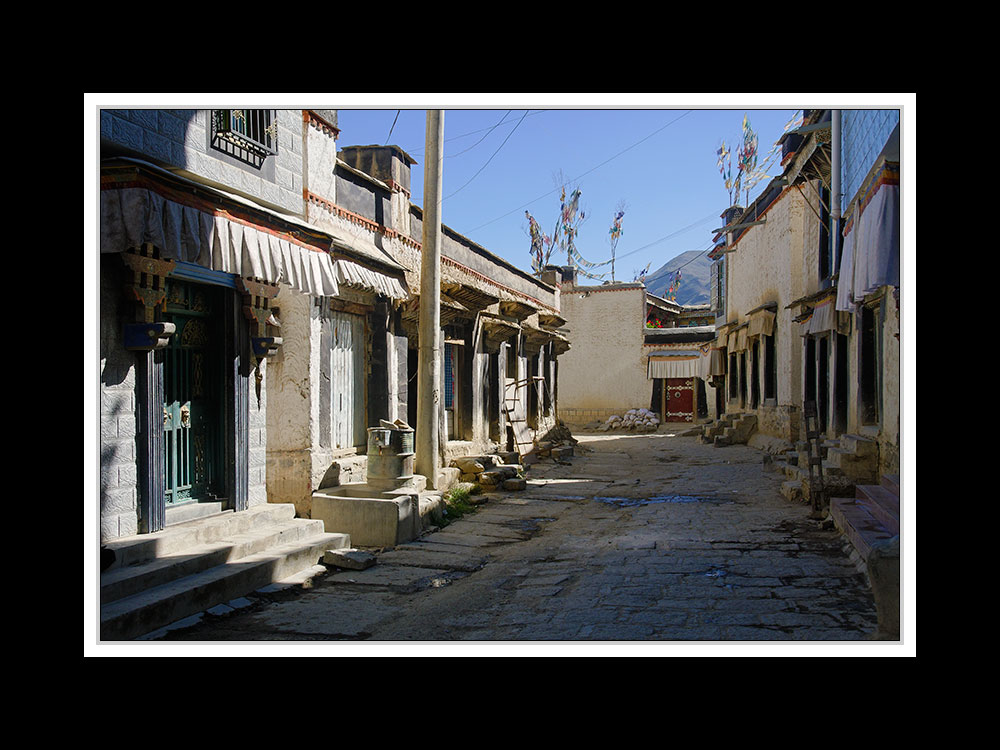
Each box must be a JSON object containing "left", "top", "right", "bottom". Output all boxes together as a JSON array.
[
  {"left": 836, "top": 161, "right": 900, "bottom": 312},
  {"left": 747, "top": 308, "right": 776, "bottom": 338},
  {"left": 647, "top": 350, "right": 707, "bottom": 380},
  {"left": 101, "top": 184, "right": 341, "bottom": 298},
  {"left": 334, "top": 258, "right": 409, "bottom": 300},
  {"left": 709, "top": 348, "right": 727, "bottom": 377}
]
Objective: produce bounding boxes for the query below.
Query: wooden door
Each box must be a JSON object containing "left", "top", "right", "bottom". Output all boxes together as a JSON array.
[
  {"left": 331, "top": 310, "right": 366, "bottom": 450},
  {"left": 666, "top": 378, "right": 694, "bottom": 422}
]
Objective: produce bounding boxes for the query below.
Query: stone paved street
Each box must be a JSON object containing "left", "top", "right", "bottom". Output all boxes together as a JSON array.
[{"left": 154, "top": 428, "right": 883, "bottom": 651}]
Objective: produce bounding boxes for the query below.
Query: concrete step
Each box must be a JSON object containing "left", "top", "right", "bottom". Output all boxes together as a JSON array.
[
  {"left": 101, "top": 518, "right": 339, "bottom": 605},
  {"left": 826, "top": 446, "right": 878, "bottom": 479},
  {"left": 99, "top": 503, "right": 348, "bottom": 641},
  {"left": 829, "top": 496, "right": 896, "bottom": 562},
  {"left": 101, "top": 503, "right": 298, "bottom": 571},
  {"left": 882, "top": 473, "right": 900, "bottom": 495},
  {"left": 840, "top": 433, "right": 878, "bottom": 456},
  {"left": 856, "top": 483, "right": 900, "bottom": 536},
  {"left": 781, "top": 479, "right": 804, "bottom": 502},
  {"left": 101, "top": 530, "right": 347, "bottom": 641}
]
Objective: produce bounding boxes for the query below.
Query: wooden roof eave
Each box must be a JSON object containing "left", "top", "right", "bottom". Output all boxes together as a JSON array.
[{"left": 499, "top": 299, "right": 537, "bottom": 321}]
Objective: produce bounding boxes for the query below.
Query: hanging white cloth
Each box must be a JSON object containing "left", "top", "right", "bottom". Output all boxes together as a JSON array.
[
  {"left": 101, "top": 182, "right": 341, "bottom": 298},
  {"left": 647, "top": 350, "right": 705, "bottom": 380},
  {"left": 837, "top": 162, "right": 899, "bottom": 311},
  {"left": 334, "top": 258, "right": 409, "bottom": 300}
]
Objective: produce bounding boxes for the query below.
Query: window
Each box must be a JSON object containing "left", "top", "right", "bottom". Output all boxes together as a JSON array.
[
  {"left": 211, "top": 109, "right": 278, "bottom": 168},
  {"left": 764, "top": 332, "right": 776, "bottom": 400},
  {"left": 506, "top": 335, "right": 518, "bottom": 377},
  {"left": 444, "top": 343, "right": 458, "bottom": 439},
  {"left": 710, "top": 259, "right": 725, "bottom": 317}
]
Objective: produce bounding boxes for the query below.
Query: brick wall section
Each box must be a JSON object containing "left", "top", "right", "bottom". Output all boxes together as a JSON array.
[
  {"left": 99, "top": 257, "right": 139, "bottom": 540},
  {"left": 100, "top": 109, "right": 303, "bottom": 215},
  {"left": 248, "top": 363, "right": 268, "bottom": 507},
  {"left": 841, "top": 110, "right": 900, "bottom": 211}
]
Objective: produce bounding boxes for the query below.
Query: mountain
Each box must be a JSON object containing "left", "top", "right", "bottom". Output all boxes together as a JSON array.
[{"left": 642, "top": 250, "right": 712, "bottom": 306}]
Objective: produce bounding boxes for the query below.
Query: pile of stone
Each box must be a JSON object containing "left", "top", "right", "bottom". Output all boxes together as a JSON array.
[
  {"left": 599, "top": 408, "right": 660, "bottom": 432},
  {"left": 450, "top": 455, "right": 526, "bottom": 491},
  {"left": 533, "top": 421, "right": 577, "bottom": 461}
]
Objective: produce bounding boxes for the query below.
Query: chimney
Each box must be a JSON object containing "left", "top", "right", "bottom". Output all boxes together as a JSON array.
[{"left": 338, "top": 144, "right": 417, "bottom": 196}]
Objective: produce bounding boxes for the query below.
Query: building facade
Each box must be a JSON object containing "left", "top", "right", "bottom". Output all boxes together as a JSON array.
[
  {"left": 706, "top": 107, "right": 901, "bottom": 478},
  {"left": 557, "top": 275, "right": 718, "bottom": 426},
  {"left": 98, "top": 108, "right": 566, "bottom": 543}
]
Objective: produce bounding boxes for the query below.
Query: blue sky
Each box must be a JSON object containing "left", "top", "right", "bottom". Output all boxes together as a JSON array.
[{"left": 334, "top": 101, "right": 801, "bottom": 279}]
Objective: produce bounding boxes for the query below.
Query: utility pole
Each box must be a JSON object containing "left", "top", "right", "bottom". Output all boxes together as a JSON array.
[
  {"left": 416, "top": 110, "right": 443, "bottom": 489},
  {"left": 831, "top": 110, "right": 842, "bottom": 275}
]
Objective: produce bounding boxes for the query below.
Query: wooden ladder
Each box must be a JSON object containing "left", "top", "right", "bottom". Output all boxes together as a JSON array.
[
  {"left": 502, "top": 377, "right": 542, "bottom": 461},
  {"left": 802, "top": 400, "right": 826, "bottom": 517}
]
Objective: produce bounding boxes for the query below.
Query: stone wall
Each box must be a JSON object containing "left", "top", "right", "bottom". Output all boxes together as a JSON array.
[
  {"left": 841, "top": 110, "right": 900, "bottom": 213},
  {"left": 100, "top": 109, "right": 304, "bottom": 215},
  {"left": 249, "top": 359, "right": 268, "bottom": 508},
  {"left": 559, "top": 285, "right": 648, "bottom": 416},
  {"left": 99, "top": 257, "right": 139, "bottom": 540},
  {"left": 723, "top": 187, "right": 806, "bottom": 431}
]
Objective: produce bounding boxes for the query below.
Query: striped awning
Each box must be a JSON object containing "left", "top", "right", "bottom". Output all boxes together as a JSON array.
[
  {"left": 101, "top": 161, "right": 341, "bottom": 298},
  {"left": 647, "top": 350, "right": 704, "bottom": 380},
  {"left": 334, "top": 258, "right": 409, "bottom": 300},
  {"left": 747, "top": 308, "right": 776, "bottom": 338}
]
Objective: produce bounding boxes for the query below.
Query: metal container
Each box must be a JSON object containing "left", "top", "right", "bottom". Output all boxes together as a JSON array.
[{"left": 367, "top": 425, "right": 415, "bottom": 487}]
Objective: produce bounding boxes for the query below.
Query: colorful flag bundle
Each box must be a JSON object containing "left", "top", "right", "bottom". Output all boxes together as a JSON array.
[
  {"left": 526, "top": 210, "right": 552, "bottom": 272},
  {"left": 666, "top": 270, "right": 682, "bottom": 300}
]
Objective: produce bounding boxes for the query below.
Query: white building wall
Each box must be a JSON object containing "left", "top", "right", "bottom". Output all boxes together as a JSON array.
[
  {"left": 559, "top": 285, "right": 648, "bottom": 424},
  {"left": 724, "top": 187, "right": 807, "bottom": 440}
]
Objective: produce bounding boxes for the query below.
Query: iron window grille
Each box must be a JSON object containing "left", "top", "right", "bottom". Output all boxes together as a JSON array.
[{"left": 211, "top": 109, "right": 278, "bottom": 168}]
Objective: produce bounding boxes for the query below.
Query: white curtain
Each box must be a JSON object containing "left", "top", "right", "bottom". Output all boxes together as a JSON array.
[
  {"left": 334, "top": 259, "right": 409, "bottom": 300},
  {"left": 101, "top": 185, "right": 341, "bottom": 298},
  {"left": 837, "top": 166, "right": 899, "bottom": 312},
  {"left": 648, "top": 352, "right": 704, "bottom": 380}
]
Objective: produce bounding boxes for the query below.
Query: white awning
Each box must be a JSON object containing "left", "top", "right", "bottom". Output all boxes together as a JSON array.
[
  {"left": 709, "top": 348, "right": 726, "bottom": 376},
  {"left": 801, "top": 297, "right": 846, "bottom": 336},
  {"left": 747, "top": 308, "right": 776, "bottom": 338},
  {"left": 334, "top": 258, "right": 409, "bottom": 300},
  {"left": 837, "top": 161, "right": 900, "bottom": 312},
  {"left": 647, "top": 350, "right": 706, "bottom": 380},
  {"left": 101, "top": 184, "right": 341, "bottom": 298}
]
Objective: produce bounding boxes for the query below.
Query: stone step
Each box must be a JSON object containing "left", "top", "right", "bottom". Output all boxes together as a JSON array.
[
  {"left": 829, "top": 496, "right": 896, "bottom": 562},
  {"left": 840, "top": 433, "right": 878, "bottom": 456},
  {"left": 101, "top": 503, "right": 298, "bottom": 571},
  {"left": 101, "top": 530, "right": 346, "bottom": 641},
  {"left": 101, "top": 519, "right": 342, "bottom": 605},
  {"left": 825, "top": 446, "right": 878, "bottom": 479},
  {"left": 781, "top": 479, "right": 804, "bottom": 502},
  {"left": 856, "top": 484, "right": 900, "bottom": 536},
  {"left": 882, "top": 473, "right": 900, "bottom": 495}
]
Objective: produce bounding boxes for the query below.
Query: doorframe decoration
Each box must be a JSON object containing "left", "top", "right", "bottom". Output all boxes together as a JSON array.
[{"left": 121, "top": 243, "right": 177, "bottom": 351}]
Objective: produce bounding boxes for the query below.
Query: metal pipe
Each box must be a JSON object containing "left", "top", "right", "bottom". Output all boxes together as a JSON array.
[
  {"left": 831, "top": 110, "right": 842, "bottom": 273},
  {"left": 415, "top": 110, "right": 444, "bottom": 488}
]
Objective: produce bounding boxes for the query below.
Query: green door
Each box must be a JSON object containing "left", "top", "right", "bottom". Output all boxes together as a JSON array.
[{"left": 162, "top": 279, "right": 224, "bottom": 506}]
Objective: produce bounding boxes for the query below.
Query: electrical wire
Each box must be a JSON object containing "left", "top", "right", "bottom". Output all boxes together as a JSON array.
[
  {"left": 611, "top": 212, "right": 718, "bottom": 264},
  {"left": 442, "top": 110, "right": 529, "bottom": 202},
  {"left": 384, "top": 110, "right": 400, "bottom": 145},
  {"left": 404, "top": 110, "right": 549, "bottom": 155},
  {"left": 446, "top": 111, "right": 512, "bottom": 157},
  {"left": 468, "top": 110, "right": 694, "bottom": 234}
]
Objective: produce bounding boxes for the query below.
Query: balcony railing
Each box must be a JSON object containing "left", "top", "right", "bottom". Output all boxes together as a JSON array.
[{"left": 211, "top": 109, "right": 278, "bottom": 168}]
